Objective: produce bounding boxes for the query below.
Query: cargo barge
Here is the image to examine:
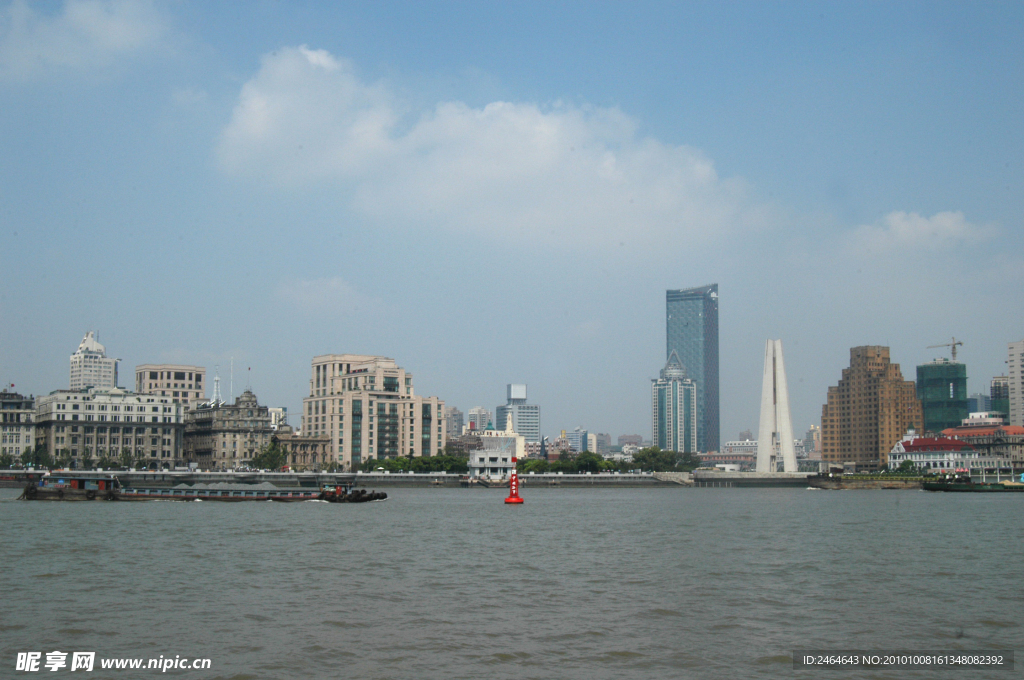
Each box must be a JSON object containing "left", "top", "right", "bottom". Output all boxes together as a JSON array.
[{"left": 17, "top": 471, "right": 385, "bottom": 503}]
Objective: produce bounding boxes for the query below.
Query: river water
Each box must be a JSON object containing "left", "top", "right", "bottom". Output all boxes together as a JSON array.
[{"left": 1, "top": 486, "right": 1020, "bottom": 679}]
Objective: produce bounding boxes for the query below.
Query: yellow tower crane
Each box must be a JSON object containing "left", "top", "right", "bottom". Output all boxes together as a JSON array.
[{"left": 927, "top": 337, "right": 964, "bottom": 361}]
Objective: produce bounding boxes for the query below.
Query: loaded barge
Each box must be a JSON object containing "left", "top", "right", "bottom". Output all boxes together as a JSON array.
[{"left": 17, "top": 470, "right": 386, "bottom": 503}]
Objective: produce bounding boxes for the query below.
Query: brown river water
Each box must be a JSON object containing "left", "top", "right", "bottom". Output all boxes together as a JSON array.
[{"left": 1, "top": 486, "right": 1020, "bottom": 679}]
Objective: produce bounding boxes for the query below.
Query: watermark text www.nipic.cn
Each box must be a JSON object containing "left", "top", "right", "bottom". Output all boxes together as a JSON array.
[{"left": 16, "top": 652, "right": 212, "bottom": 672}]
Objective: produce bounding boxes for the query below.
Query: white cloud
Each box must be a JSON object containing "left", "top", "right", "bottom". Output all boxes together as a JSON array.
[
  {"left": 849, "top": 210, "right": 995, "bottom": 254},
  {"left": 217, "top": 46, "right": 769, "bottom": 250},
  {"left": 0, "top": 0, "right": 167, "bottom": 81},
  {"left": 274, "top": 276, "right": 376, "bottom": 315}
]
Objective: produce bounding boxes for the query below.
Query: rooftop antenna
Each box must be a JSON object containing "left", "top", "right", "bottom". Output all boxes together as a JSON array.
[
  {"left": 212, "top": 365, "right": 222, "bottom": 405},
  {"left": 927, "top": 337, "right": 964, "bottom": 362}
]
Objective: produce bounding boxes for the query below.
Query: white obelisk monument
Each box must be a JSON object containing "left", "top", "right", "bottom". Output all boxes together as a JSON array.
[{"left": 756, "top": 339, "right": 798, "bottom": 473}]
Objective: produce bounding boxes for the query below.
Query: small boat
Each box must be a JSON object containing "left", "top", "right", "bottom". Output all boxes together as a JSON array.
[{"left": 923, "top": 475, "right": 1024, "bottom": 492}]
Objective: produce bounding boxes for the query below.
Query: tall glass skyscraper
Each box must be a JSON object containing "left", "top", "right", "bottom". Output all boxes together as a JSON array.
[{"left": 666, "top": 284, "right": 719, "bottom": 452}]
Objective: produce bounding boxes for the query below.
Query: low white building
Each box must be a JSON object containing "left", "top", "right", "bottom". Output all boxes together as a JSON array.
[
  {"left": 468, "top": 414, "right": 523, "bottom": 478},
  {"left": 35, "top": 388, "right": 184, "bottom": 469}
]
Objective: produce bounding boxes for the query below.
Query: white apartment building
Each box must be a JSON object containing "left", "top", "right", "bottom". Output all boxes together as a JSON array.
[
  {"left": 69, "top": 331, "right": 118, "bottom": 390},
  {"left": 303, "top": 354, "right": 445, "bottom": 471},
  {"left": 1, "top": 390, "right": 35, "bottom": 460},
  {"left": 135, "top": 364, "right": 206, "bottom": 410},
  {"left": 35, "top": 388, "right": 184, "bottom": 469},
  {"left": 1009, "top": 340, "right": 1024, "bottom": 427}
]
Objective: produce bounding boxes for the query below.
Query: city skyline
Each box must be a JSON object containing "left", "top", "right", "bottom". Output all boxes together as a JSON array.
[{"left": 1, "top": 2, "right": 1022, "bottom": 442}]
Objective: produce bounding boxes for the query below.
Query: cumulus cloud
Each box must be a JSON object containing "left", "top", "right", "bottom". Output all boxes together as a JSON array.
[
  {"left": 274, "top": 276, "right": 377, "bottom": 315},
  {"left": 217, "top": 46, "right": 768, "bottom": 250},
  {"left": 0, "top": 0, "right": 167, "bottom": 81},
  {"left": 849, "top": 210, "right": 995, "bottom": 254}
]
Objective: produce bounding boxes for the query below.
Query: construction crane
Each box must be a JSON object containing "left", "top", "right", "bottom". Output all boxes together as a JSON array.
[{"left": 928, "top": 337, "right": 963, "bottom": 361}]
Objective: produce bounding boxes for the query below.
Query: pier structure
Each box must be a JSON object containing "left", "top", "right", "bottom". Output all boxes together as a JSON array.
[{"left": 756, "top": 339, "right": 798, "bottom": 473}]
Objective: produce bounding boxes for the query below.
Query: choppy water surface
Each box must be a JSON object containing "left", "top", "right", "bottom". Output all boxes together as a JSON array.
[{"left": 1, "top": 486, "right": 1020, "bottom": 679}]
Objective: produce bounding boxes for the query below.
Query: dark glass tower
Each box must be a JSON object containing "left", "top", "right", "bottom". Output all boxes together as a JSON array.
[{"left": 666, "top": 285, "right": 719, "bottom": 452}]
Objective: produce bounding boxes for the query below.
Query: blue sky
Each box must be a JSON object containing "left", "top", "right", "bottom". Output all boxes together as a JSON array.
[{"left": 1, "top": 1, "right": 1021, "bottom": 443}]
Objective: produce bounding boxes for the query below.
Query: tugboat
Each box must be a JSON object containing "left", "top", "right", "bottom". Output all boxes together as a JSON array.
[{"left": 318, "top": 486, "right": 387, "bottom": 503}]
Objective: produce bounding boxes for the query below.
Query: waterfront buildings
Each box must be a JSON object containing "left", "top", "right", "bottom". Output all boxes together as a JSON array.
[
  {"left": 820, "top": 346, "right": 923, "bottom": 471},
  {"left": 941, "top": 423, "right": 1024, "bottom": 461},
  {"left": 471, "top": 413, "right": 525, "bottom": 468},
  {"left": 666, "top": 284, "right": 719, "bottom": 452},
  {"left": 887, "top": 432, "right": 980, "bottom": 471},
  {"left": 69, "top": 332, "right": 118, "bottom": 391},
  {"left": 916, "top": 358, "right": 968, "bottom": 433},
  {"left": 36, "top": 387, "right": 183, "bottom": 468},
  {"left": 134, "top": 364, "right": 206, "bottom": 410},
  {"left": 1009, "top": 340, "right": 1024, "bottom": 427},
  {"left": 183, "top": 389, "right": 272, "bottom": 470},
  {"left": 495, "top": 384, "right": 541, "bottom": 443},
  {"left": 271, "top": 423, "right": 331, "bottom": 470},
  {"left": 651, "top": 351, "right": 697, "bottom": 453},
  {"left": 594, "top": 433, "right": 611, "bottom": 454},
  {"left": 467, "top": 406, "right": 491, "bottom": 431},
  {"left": 617, "top": 434, "right": 642, "bottom": 447},
  {"left": 301, "top": 354, "right": 445, "bottom": 471},
  {"left": 703, "top": 439, "right": 756, "bottom": 469},
  {"left": 1, "top": 390, "right": 35, "bottom": 460}
]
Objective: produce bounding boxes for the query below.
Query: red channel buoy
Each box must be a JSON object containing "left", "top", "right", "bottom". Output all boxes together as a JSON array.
[{"left": 505, "top": 458, "right": 524, "bottom": 504}]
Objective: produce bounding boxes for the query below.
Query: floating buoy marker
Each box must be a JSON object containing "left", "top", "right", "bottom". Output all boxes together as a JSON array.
[{"left": 505, "top": 457, "right": 524, "bottom": 504}]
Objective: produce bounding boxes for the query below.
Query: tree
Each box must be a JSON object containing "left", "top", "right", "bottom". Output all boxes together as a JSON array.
[
  {"left": 897, "top": 459, "right": 918, "bottom": 474},
  {"left": 0, "top": 452, "right": 14, "bottom": 469},
  {"left": 132, "top": 449, "right": 147, "bottom": 470},
  {"left": 251, "top": 442, "right": 287, "bottom": 471},
  {"left": 630, "top": 446, "right": 699, "bottom": 472},
  {"left": 55, "top": 449, "right": 73, "bottom": 469},
  {"left": 80, "top": 449, "right": 94, "bottom": 470},
  {"left": 97, "top": 454, "right": 118, "bottom": 469},
  {"left": 22, "top": 444, "right": 53, "bottom": 470}
]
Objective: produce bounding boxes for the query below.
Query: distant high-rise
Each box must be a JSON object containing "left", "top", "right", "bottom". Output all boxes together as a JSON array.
[
  {"left": 666, "top": 284, "right": 719, "bottom": 452},
  {"left": 69, "top": 331, "right": 118, "bottom": 390},
  {"left": 651, "top": 351, "right": 697, "bottom": 453},
  {"left": 821, "top": 346, "right": 922, "bottom": 471},
  {"left": 916, "top": 358, "right": 968, "bottom": 433},
  {"left": 444, "top": 406, "right": 464, "bottom": 438},
  {"left": 495, "top": 384, "right": 542, "bottom": 443},
  {"left": 467, "top": 407, "right": 492, "bottom": 431},
  {"left": 565, "top": 426, "right": 589, "bottom": 453},
  {"left": 967, "top": 393, "right": 991, "bottom": 413},
  {"left": 1009, "top": 340, "right": 1024, "bottom": 426},
  {"left": 991, "top": 375, "right": 1010, "bottom": 419}
]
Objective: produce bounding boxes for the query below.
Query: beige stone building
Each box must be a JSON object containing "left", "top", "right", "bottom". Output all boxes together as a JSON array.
[
  {"left": 183, "top": 389, "right": 272, "bottom": 470},
  {"left": 272, "top": 424, "right": 331, "bottom": 470},
  {"left": 303, "top": 354, "right": 445, "bottom": 471},
  {"left": 821, "top": 346, "right": 923, "bottom": 471},
  {"left": 135, "top": 364, "right": 206, "bottom": 411},
  {"left": 35, "top": 388, "right": 183, "bottom": 469}
]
